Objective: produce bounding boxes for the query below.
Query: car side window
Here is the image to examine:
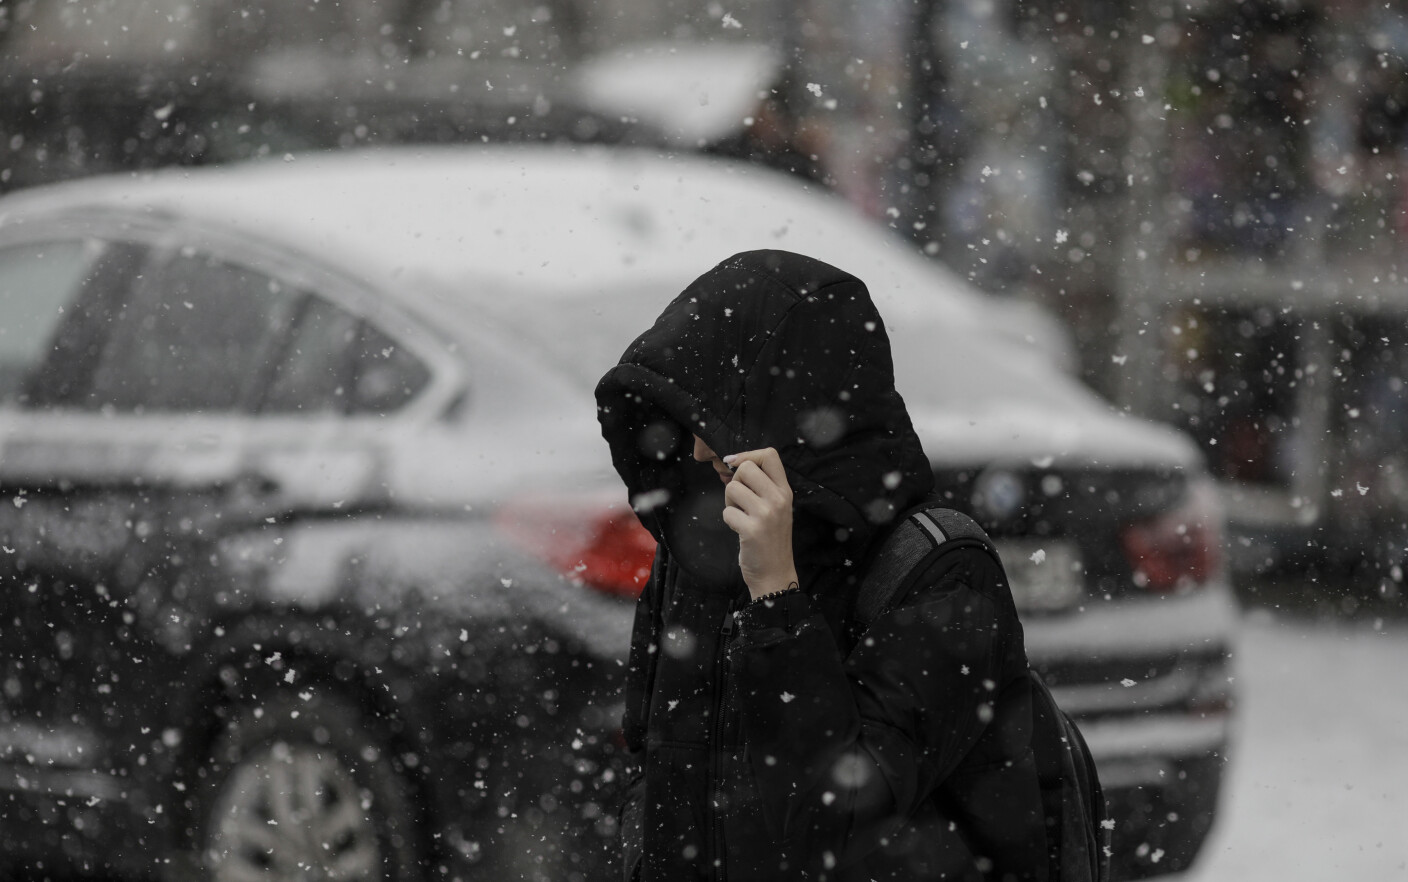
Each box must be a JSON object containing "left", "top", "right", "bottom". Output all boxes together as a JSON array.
[
  {"left": 91, "top": 250, "right": 297, "bottom": 413},
  {"left": 0, "top": 239, "right": 144, "bottom": 409},
  {"left": 261, "top": 295, "right": 360, "bottom": 414},
  {"left": 349, "top": 320, "right": 431, "bottom": 415},
  {"left": 261, "top": 294, "right": 432, "bottom": 416}
]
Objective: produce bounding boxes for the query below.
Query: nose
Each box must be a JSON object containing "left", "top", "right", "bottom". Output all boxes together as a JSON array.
[{"left": 692, "top": 435, "right": 713, "bottom": 463}]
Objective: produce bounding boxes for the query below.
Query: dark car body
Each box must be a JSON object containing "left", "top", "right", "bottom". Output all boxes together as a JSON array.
[
  {"left": 0, "top": 145, "right": 1236, "bottom": 880},
  {"left": 0, "top": 184, "right": 636, "bottom": 880}
]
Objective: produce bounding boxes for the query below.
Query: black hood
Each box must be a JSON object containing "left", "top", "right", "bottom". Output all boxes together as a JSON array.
[{"left": 595, "top": 249, "right": 933, "bottom": 586}]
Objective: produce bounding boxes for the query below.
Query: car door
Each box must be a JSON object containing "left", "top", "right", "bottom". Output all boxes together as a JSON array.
[
  {"left": 0, "top": 232, "right": 154, "bottom": 840},
  {"left": 0, "top": 228, "right": 326, "bottom": 852},
  {"left": 0, "top": 211, "right": 450, "bottom": 860},
  {"left": 0, "top": 232, "right": 150, "bottom": 811}
]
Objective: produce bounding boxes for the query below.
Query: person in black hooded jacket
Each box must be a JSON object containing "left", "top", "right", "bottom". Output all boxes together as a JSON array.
[{"left": 595, "top": 250, "right": 1048, "bottom": 882}]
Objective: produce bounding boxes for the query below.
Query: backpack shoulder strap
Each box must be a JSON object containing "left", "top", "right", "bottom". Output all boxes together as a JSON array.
[
  {"left": 854, "top": 505, "right": 998, "bottom": 628},
  {"left": 1029, "top": 670, "right": 1113, "bottom": 882}
]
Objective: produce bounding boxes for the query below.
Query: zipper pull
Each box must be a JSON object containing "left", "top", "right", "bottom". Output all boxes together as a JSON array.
[{"left": 721, "top": 610, "right": 735, "bottom": 637}]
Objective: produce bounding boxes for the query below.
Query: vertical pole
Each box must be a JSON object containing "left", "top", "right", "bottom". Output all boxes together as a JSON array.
[
  {"left": 1293, "top": 320, "right": 1335, "bottom": 536},
  {"left": 1115, "top": 2, "right": 1172, "bottom": 418},
  {"left": 904, "top": 0, "right": 947, "bottom": 258}
]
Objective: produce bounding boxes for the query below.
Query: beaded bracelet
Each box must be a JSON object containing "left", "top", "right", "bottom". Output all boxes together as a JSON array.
[{"left": 749, "top": 581, "right": 800, "bottom": 605}]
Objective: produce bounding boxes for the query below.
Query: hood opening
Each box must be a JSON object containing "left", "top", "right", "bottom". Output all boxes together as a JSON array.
[{"left": 597, "top": 249, "right": 934, "bottom": 587}]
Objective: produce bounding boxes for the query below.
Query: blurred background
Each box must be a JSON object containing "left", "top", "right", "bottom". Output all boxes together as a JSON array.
[
  {"left": 0, "top": 0, "right": 1405, "bottom": 880},
  {"left": 11, "top": 0, "right": 1408, "bottom": 596}
]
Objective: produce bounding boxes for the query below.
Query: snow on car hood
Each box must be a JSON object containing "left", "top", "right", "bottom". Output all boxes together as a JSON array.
[{"left": 907, "top": 402, "right": 1202, "bottom": 470}]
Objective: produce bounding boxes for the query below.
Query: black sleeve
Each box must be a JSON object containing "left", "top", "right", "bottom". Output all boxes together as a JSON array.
[
  {"left": 618, "top": 551, "right": 666, "bottom": 882},
  {"left": 727, "top": 546, "right": 1011, "bottom": 872}
]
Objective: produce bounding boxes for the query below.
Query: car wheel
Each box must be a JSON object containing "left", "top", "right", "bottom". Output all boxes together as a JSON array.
[{"left": 196, "top": 689, "right": 424, "bottom": 882}]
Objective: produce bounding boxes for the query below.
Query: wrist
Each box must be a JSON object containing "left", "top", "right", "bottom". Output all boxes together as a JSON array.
[{"left": 748, "top": 574, "right": 800, "bottom": 603}]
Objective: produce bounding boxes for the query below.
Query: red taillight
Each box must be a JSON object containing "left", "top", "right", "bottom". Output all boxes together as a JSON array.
[
  {"left": 569, "top": 510, "right": 657, "bottom": 597},
  {"left": 497, "top": 494, "right": 656, "bottom": 599},
  {"left": 1120, "top": 480, "right": 1224, "bottom": 592}
]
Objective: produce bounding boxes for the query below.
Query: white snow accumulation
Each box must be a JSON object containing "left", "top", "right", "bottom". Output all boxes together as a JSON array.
[{"left": 1180, "top": 612, "right": 1408, "bottom": 881}]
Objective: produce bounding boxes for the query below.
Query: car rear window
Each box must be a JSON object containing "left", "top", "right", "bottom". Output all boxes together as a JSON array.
[
  {"left": 0, "top": 240, "right": 92, "bottom": 402},
  {"left": 90, "top": 251, "right": 297, "bottom": 413},
  {"left": 0, "top": 238, "right": 148, "bottom": 410}
]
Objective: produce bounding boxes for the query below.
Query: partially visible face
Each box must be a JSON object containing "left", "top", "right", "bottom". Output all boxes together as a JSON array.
[{"left": 692, "top": 434, "right": 733, "bottom": 485}]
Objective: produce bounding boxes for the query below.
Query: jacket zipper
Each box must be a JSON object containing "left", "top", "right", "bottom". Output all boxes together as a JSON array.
[{"left": 709, "top": 607, "right": 736, "bottom": 882}]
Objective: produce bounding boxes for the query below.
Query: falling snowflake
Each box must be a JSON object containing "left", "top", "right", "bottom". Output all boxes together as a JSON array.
[
  {"left": 1030, "top": 549, "right": 1046, "bottom": 564},
  {"left": 806, "top": 83, "right": 823, "bottom": 97},
  {"left": 632, "top": 488, "right": 671, "bottom": 513},
  {"left": 1121, "top": 678, "right": 1137, "bottom": 688},
  {"left": 780, "top": 691, "right": 796, "bottom": 703}
]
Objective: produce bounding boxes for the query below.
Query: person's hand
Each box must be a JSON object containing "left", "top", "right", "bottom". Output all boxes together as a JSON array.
[{"left": 720, "top": 448, "right": 799, "bottom": 600}]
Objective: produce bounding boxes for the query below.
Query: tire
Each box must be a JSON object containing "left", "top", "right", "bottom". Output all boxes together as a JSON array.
[{"left": 195, "top": 688, "right": 424, "bottom": 882}]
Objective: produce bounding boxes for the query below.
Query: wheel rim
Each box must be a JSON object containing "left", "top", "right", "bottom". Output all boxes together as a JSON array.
[{"left": 206, "top": 740, "right": 382, "bottom": 882}]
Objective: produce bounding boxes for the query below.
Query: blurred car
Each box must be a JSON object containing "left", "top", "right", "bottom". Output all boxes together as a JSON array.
[{"left": 0, "top": 145, "right": 1236, "bottom": 881}]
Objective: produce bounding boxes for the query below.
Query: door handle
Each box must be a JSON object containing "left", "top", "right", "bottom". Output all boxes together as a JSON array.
[{"left": 229, "top": 470, "right": 283, "bottom": 507}]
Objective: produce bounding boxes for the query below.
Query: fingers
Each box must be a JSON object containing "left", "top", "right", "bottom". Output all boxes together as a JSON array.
[
  {"left": 724, "top": 447, "right": 789, "bottom": 489},
  {"left": 721, "top": 503, "right": 748, "bottom": 535},
  {"left": 723, "top": 473, "right": 764, "bottom": 516},
  {"left": 721, "top": 450, "right": 791, "bottom": 541},
  {"left": 722, "top": 480, "right": 763, "bottom": 541},
  {"left": 726, "top": 445, "right": 794, "bottom": 501},
  {"left": 718, "top": 449, "right": 798, "bottom": 600}
]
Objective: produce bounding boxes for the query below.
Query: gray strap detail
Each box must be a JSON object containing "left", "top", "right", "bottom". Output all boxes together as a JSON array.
[
  {"left": 854, "top": 520, "right": 932, "bottom": 628},
  {"left": 922, "top": 508, "right": 990, "bottom": 544},
  {"left": 854, "top": 507, "right": 996, "bottom": 629},
  {"left": 912, "top": 511, "right": 950, "bottom": 545}
]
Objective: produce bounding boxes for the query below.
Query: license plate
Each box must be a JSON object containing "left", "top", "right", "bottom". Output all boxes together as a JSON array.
[{"left": 993, "top": 539, "right": 1084, "bottom": 612}]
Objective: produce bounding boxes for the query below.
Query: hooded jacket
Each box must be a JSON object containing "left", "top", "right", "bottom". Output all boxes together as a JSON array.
[{"left": 596, "top": 250, "right": 1046, "bottom": 881}]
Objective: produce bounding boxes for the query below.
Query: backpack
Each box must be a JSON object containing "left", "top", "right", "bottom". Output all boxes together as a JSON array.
[{"left": 853, "top": 505, "right": 1112, "bottom": 882}]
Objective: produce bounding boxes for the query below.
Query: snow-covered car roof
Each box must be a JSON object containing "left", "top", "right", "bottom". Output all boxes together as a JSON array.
[
  {"left": 0, "top": 145, "right": 1046, "bottom": 342},
  {"left": 0, "top": 144, "right": 1201, "bottom": 469}
]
